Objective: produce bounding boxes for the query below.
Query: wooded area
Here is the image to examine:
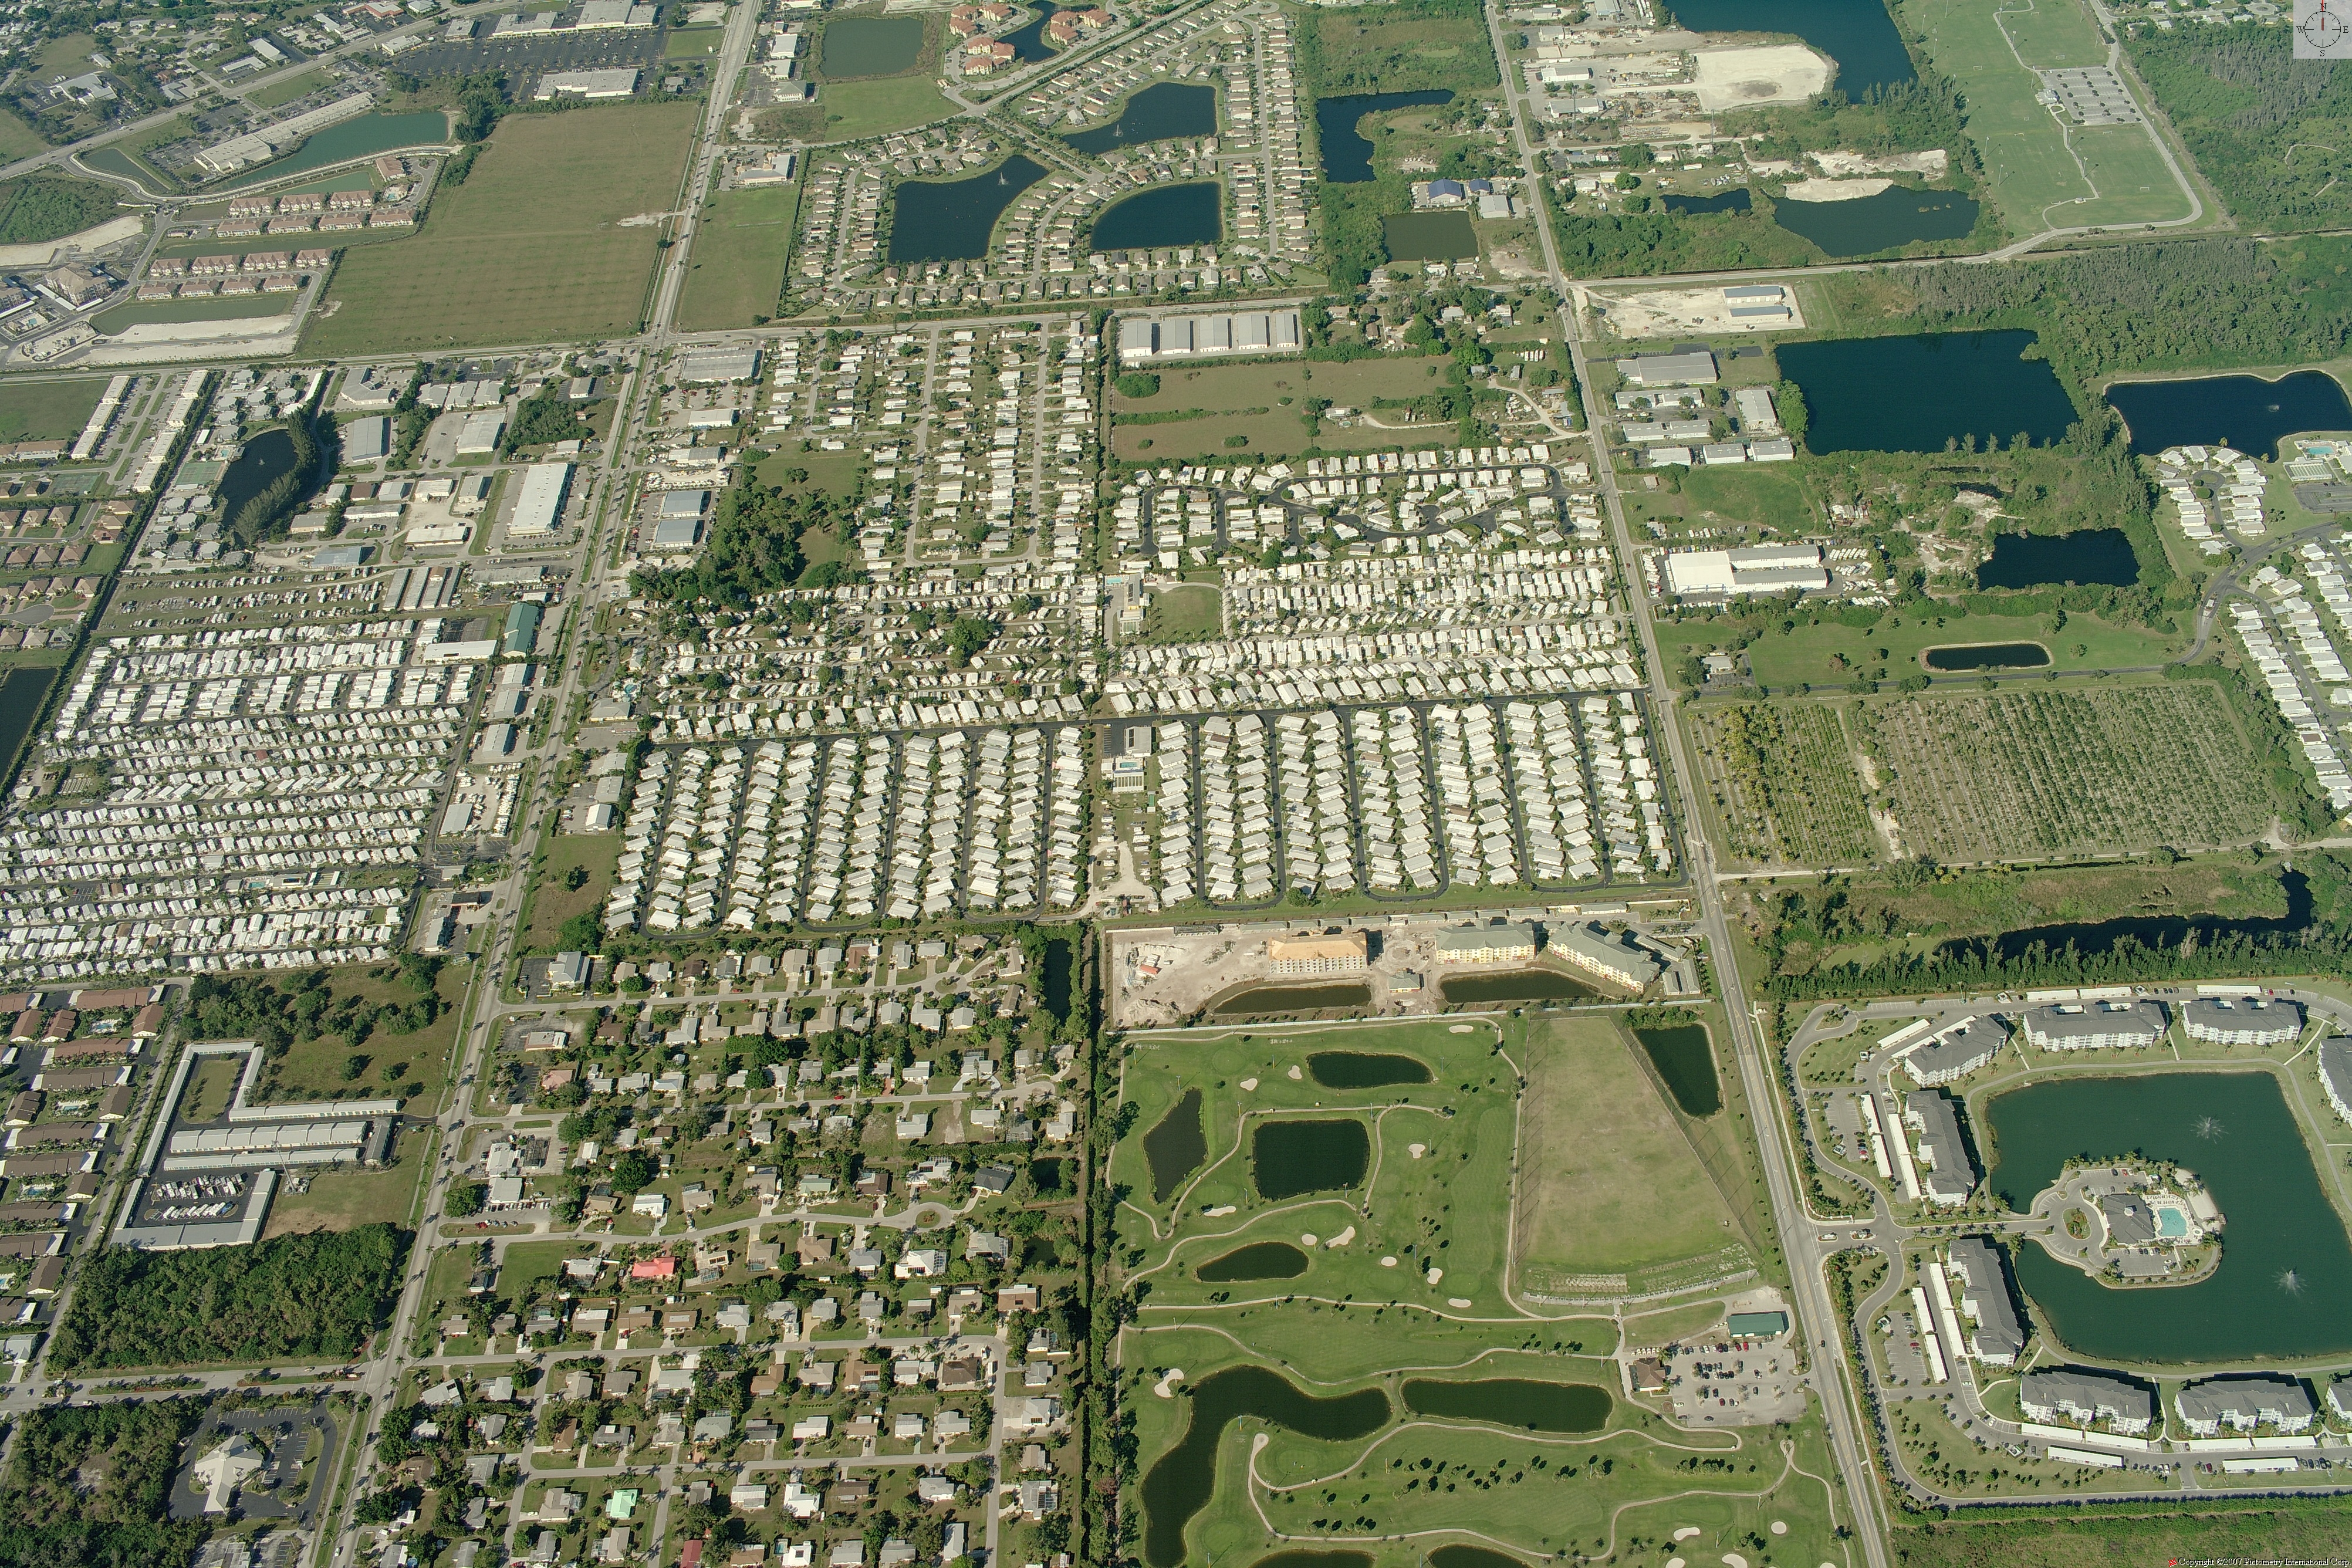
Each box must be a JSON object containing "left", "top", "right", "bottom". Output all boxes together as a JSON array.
[
  {"left": 2126, "top": 27, "right": 2352, "bottom": 231},
  {"left": 0, "top": 1399, "right": 207, "bottom": 1568}
]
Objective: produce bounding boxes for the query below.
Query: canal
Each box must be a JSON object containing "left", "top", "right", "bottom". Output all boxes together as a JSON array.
[{"left": 0, "top": 664, "right": 58, "bottom": 783}]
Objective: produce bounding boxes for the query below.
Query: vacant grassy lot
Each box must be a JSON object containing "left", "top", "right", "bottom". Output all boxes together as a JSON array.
[
  {"left": 262, "top": 962, "right": 468, "bottom": 1104},
  {"left": 674, "top": 185, "right": 798, "bottom": 333},
  {"left": 1140, "top": 583, "right": 1221, "bottom": 642},
  {"left": 306, "top": 103, "right": 697, "bottom": 354},
  {"left": 180, "top": 1056, "right": 243, "bottom": 1123},
  {"left": 92, "top": 294, "right": 295, "bottom": 333},
  {"left": 1906, "top": 0, "right": 2189, "bottom": 232},
  {"left": 1862, "top": 681, "right": 2272, "bottom": 861},
  {"left": 262, "top": 1124, "right": 428, "bottom": 1239},
  {"left": 0, "top": 379, "right": 104, "bottom": 442},
  {"left": 1515, "top": 1015, "right": 1745, "bottom": 1292},
  {"left": 0, "top": 110, "right": 46, "bottom": 161},
  {"left": 1306, "top": 1, "right": 1498, "bottom": 95},
  {"left": 1624, "top": 462, "right": 1815, "bottom": 536},
  {"left": 245, "top": 66, "right": 329, "bottom": 109},
  {"left": 815, "top": 76, "right": 952, "bottom": 141},
  {"left": 1689, "top": 700, "right": 1876, "bottom": 867},
  {"left": 1112, "top": 354, "right": 1456, "bottom": 460},
  {"left": 1657, "top": 607, "right": 2181, "bottom": 690},
  {"left": 521, "top": 831, "right": 620, "bottom": 954}
]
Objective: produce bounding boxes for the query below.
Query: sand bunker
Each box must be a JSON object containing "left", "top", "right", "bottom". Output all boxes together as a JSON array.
[{"left": 1327, "top": 1226, "right": 1356, "bottom": 1248}]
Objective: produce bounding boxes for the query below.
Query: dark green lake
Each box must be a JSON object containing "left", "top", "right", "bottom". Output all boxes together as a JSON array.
[
  {"left": 1144, "top": 1087, "right": 1207, "bottom": 1204},
  {"left": 1984, "top": 1070, "right": 2352, "bottom": 1363},
  {"left": 222, "top": 112, "right": 450, "bottom": 188},
  {"left": 1383, "top": 209, "right": 1478, "bottom": 261},
  {"left": 1772, "top": 187, "right": 1978, "bottom": 258},
  {"left": 888, "top": 156, "right": 1047, "bottom": 262},
  {"left": 1140, "top": 1365, "right": 1390, "bottom": 1568},
  {"left": 218, "top": 427, "right": 311, "bottom": 538},
  {"left": 1778, "top": 331, "right": 2077, "bottom": 455},
  {"left": 1668, "top": 0, "right": 1915, "bottom": 96},
  {"left": 1316, "top": 90, "right": 1454, "bottom": 183},
  {"left": 1042, "top": 934, "right": 1073, "bottom": 1020},
  {"left": 1253, "top": 1118, "right": 1370, "bottom": 1200},
  {"left": 1307, "top": 1051, "right": 1431, "bottom": 1089},
  {"left": 998, "top": 3, "right": 1062, "bottom": 63},
  {"left": 2106, "top": 370, "right": 2352, "bottom": 460},
  {"left": 1664, "top": 188, "right": 1751, "bottom": 215},
  {"left": 1428, "top": 1549, "right": 1532, "bottom": 1568},
  {"left": 1634, "top": 1024, "right": 1721, "bottom": 1117},
  {"left": 1252, "top": 1555, "right": 1373, "bottom": 1568},
  {"left": 1923, "top": 641, "right": 2051, "bottom": 671},
  {"left": 1438, "top": 969, "right": 1600, "bottom": 1005},
  {"left": 1975, "top": 528, "right": 2140, "bottom": 590},
  {"left": 1197, "top": 1240, "right": 1311, "bottom": 1282},
  {"left": 1091, "top": 181, "right": 1222, "bottom": 251},
  {"left": 0, "top": 664, "right": 58, "bottom": 783},
  {"left": 1213, "top": 982, "right": 1372, "bottom": 1015},
  {"left": 819, "top": 14, "right": 924, "bottom": 76},
  {"left": 1401, "top": 1377, "right": 1612, "bottom": 1431},
  {"left": 1064, "top": 82, "right": 1218, "bottom": 155}
]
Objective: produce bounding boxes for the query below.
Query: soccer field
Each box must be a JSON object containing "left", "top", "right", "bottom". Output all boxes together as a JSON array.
[
  {"left": 1907, "top": 0, "right": 2192, "bottom": 232},
  {"left": 305, "top": 103, "right": 698, "bottom": 355}
]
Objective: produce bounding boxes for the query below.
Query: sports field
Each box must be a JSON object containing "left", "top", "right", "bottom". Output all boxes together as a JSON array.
[
  {"left": 1905, "top": 0, "right": 2191, "bottom": 232},
  {"left": 305, "top": 103, "right": 698, "bottom": 355},
  {"left": 1114, "top": 1015, "right": 1834, "bottom": 1568},
  {"left": 674, "top": 185, "right": 798, "bottom": 332}
]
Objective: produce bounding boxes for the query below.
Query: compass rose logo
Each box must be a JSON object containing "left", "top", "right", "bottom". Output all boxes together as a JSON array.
[{"left": 2300, "top": 0, "right": 2352, "bottom": 58}]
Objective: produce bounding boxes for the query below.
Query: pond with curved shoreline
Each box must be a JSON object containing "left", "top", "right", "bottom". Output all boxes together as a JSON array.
[
  {"left": 1144, "top": 1087, "right": 1207, "bottom": 1204},
  {"left": 1063, "top": 82, "right": 1218, "bottom": 155},
  {"left": 2105, "top": 370, "right": 2352, "bottom": 460},
  {"left": 887, "top": 156, "right": 1048, "bottom": 262},
  {"left": 1197, "top": 1240, "right": 1312, "bottom": 1282},
  {"left": 1401, "top": 1377, "right": 1613, "bottom": 1431},
  {"left": 1307, "top": 1050, "right": 1432, "bottom": 1089},
  {"left": 1090, "top": 181, "right": 1222, "bottom": 251},
  {"left": 1253, "top": 1118, "right": 1371, "bottom": 1200},
  {"left": 1140, "top": 1365, "right": 1391, "bottom": 1568},
  {"left": 1315, "top": 90, "right": 1454, "bottom": 182},
  {"left": 1633, "top": 1023, "right": 1721, "bottom": 1117}
]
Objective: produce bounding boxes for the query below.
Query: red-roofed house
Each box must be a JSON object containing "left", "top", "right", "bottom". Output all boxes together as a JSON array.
[{"left": 630, "top": 1255, "right": 679, "bottom": 1281}]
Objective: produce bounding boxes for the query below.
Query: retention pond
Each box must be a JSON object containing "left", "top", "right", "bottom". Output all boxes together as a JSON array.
[{"left": 1140, "top": 1366, "right": 1390, "bottom": 1567}]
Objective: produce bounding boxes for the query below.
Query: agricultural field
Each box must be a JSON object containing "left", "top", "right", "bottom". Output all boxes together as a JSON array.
[
  {"left": 1113, "top": 1016, "right": 1840, "bottom": 1568},
  {"left": 0, "top": 378, "right": 105, "bottom": 442},
  {"left": 1688, "top": 701, "right": 1877, "bottom": 867},
  {"left": 1905, "top": 0, "right": 2192, "bottom": 232},
  {"left": 1858, "top": 682, "right": 2273, "bottom": 863},
  {"left": 305, "top": 104, "right": 698, "bottom": 356},
  {"left": 673, "top": 184, "right": 799, "bottom": 332}
]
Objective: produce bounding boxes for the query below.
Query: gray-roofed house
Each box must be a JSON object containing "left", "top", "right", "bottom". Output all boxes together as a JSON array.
[
  {"left": 2022, "top": 999, "right": 2167, "bottom": 1050},
  {"left": 2181, "top": 996, "right": 2302, "bottom": 1046},
  {"left": 2019, "top": 1367, "right": 2155, "bottom": 1435},
  {"left": 2177, "top": 1375, "right": 2316, "bottom": 1435},
  {"left": 2319, "top": 1036, "right": 2352, "bottom": 1126},
  {"left": 1904, "top": 1015, "right": 2006, "bottom": 1086},
  {"left": 1947, "top": 1238, "right": 2025, "bottom": 1365},
  {"left": 1901, "top": 1089, "right": 1978, "bottom": 1206}
]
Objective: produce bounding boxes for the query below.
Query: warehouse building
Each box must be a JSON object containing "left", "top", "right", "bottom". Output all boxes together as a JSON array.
[
  {"left": 1615, "top": 348, "right": 1718, "bottom": 386},
  {"left": 1904, "top": 1015, "right": 2006, "bottom": 1086},
  {"left": 650, "top": 516, "right": 701, "bottom": 550},
  {"left": 455, "top": 412, "right": 506, "bottom": 455},
  {"left": 1117, "top": 310, "right": 1303, "bottom": 364},
  {"left": 343, "top": 415, "right": 391, "bottom": 462},
  {"left": 2182, "top": 995, "right": 2301, "bottom": 1046},
  {"left": 2177, "top": 1376, "right": 2316, "bottom": 1436},
  {"left": 1661, "top": 543, "right": 1829, "bottom": 597},
  {"left": 534, "top": 68, "right": 642, "bottom": 100},
  {"left": 677, "top": 346, "right": 762, "bottom": 383},
  {"left": 1947, "top": 1238, "right": 2025, "bottom": 1364},
  {"left": 2020, "top": 1367, "right": 2154, "bottom": 1435},
  {"left": 2022, "top": 998, "right": 2167, "bottom": 1050},
  {"left": 510, "top": 461, "right": 573, "bottom": 537},
  {"left": 1265, "top": 931, "right": 1369, "bottom": 976}
]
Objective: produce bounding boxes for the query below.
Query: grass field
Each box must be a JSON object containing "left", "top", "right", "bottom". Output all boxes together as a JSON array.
[
  {"left": 673, "top": 185, "right": 798, "bottom": 333},
  {"left": 813, "top": 77, "right": 954, "bottom": 141},
  {"left": 1113, "top": 354, "right": 1455, "bottom": 461},
  {"left": 665, "top": 26, "right": 725, "bottom": 58},
  {"left": 1860, "top": 681, "right": 2272, "bottom": 861},
  {"left": 1305, "top": 2, "right": 1498, "bottom": 96},
  {"left": 521, "top": 832, "right": 620, "bottom": 954},
  {"left": 0, "top": 379, "right": 104, "bottom": 442},
  {"left": 0, "top": 110, "right": 48, "bottom": 161},
  {"left": 181, "top": 1056, "right": 242, "bottom": 1123},
  {"left": 262, "top": 1124, "right": 428, "bottom": 1239},
  {"left": 1114, "top": 1014, "right": 1840, "bottom": 1568},
  {"left": 92, "top": 295, "right": 295, "bottom": 333},
  {"left": 245, "top": 67, "right": 329, "bottom": 109},
  {"left": 306, "top": 103, "right": 698, "bottom": 355},
  {"left": 1140, "top": 583, "right": 1222, "bottom": 643},
  {"left": 1689, "top": 701, "right": 1877, "bottom": 867},
  {"left": 262, "top": 962, "right": 468, "bottom": 1104},
  {"left": 1656, "top": 607, "right": 2182, "bottom": 691},
  {"left": 1514, "top": 1015, "right": 1745, "bottom": 1293},
  {"left": 1905, "top": 0, "right": 2191, "bottom": 232}
]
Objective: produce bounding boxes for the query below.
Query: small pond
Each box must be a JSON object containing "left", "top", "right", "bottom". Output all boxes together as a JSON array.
[
  {"left": 1140, "top": 1365, "right": 1390, "bottom": 1568},
  {"left": 997, "top": 4, "right": 1064, "bottom": 63},
  {"left": 819, "top": 13, "right": 925, "bottom": 76},
  {"left": 1064, "top": 82, "right": 1218, "bottom": 155},
  {"left": 1382, "top": 209, "right": 1478, "bottom": 260},
  {"left": 1922, "top": 641, "right": 2052, "bottom": 671},
  {"left": 1307, "top": 1050, "right": 1432, "bottom": 1089},
  {"left": 1778, "top": 331, "right": 2077, "bottom": 455},
  {"left": 2105, "top": 370, "right": 2352, "bottom": 460},
  {"left": 1663, "top": 188, "right": 1751, "bottom": 216},
  {"left": 1772, "top": 187, "right": 1979, "bottom": 258},
  {"left": 1316, "top": 90, "right": 1454, "bottom": 183},
  {"left": 1212, "top": 982, "right": 1372, "bottom": 1015},
  {"left": 1438, "top": 969, "right": 1601, "bottom": 1006},
  {"left": 1401, "top": 1377, "right": 1613, "bottom": 1431},
  {"left": 888, "top": 156, "right": 1047, "bottom": 263},
  {"left": 1634, "top": 1023, "right": 1721, "bottom": 1117},
  {"left": 1144, "top": 1088, "right": 1206, "bottom": 1204},
  {"left": 1253, "top": 1118, "right": 1370, "bottom": 1200},
  {"left": 1090, "top": 181, "right": 1222, "bottom": 251},
  {"left": 1974, "top": 528, "right": 2141, "bottom": 590},
  {"left": 0, "top": 664, "right": 58, "bottom": 780},
  {"left": 1197, "top": 1241, "right": 1312, "bottom": 1282},
  {"left": 222, "top": 111, "right": 450, "bottom": 188},
  {"left": 1668, "top": 0, "right": 1915, "bottom": 96},
  {"left": 217, "top": 427, "right": 312, "bottom": 536},
  {"left": 1041, "top": 934, "right": 1073, "bottom": 1020}
]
